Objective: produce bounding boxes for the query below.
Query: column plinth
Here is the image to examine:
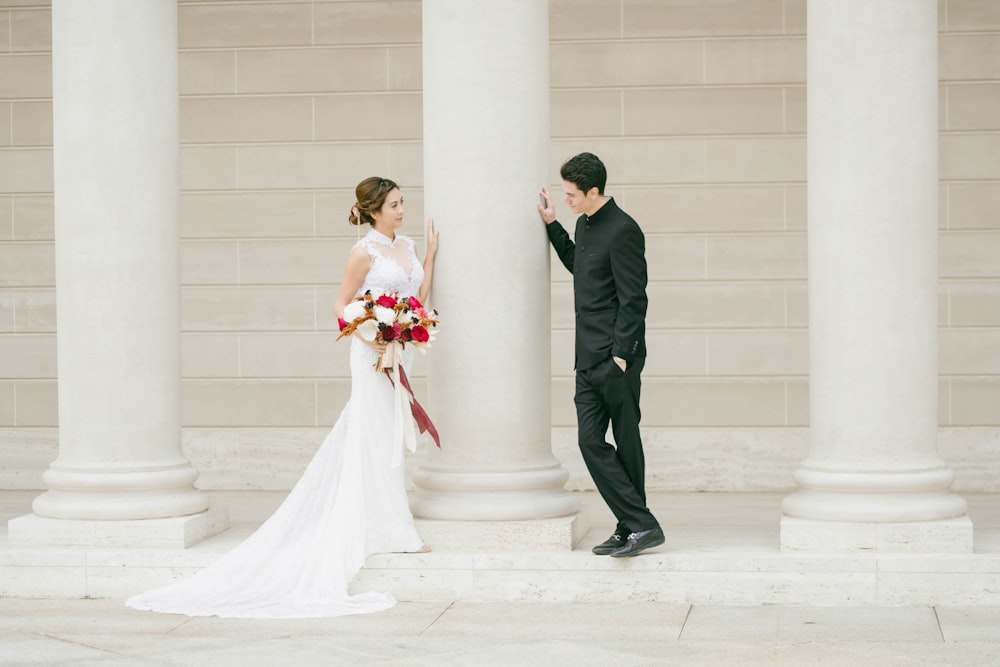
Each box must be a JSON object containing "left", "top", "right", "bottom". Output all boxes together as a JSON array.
[
  {"left": 411, "top": 0, "right": 582, "bottom": 537},
  {"left": 780, "top": 0, "right": 971, "bottom": 553}
]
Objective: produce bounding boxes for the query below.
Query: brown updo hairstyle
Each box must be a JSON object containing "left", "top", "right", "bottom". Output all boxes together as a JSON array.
[{"left": 349, "top": 176, "right": 399, "bottom": 227}]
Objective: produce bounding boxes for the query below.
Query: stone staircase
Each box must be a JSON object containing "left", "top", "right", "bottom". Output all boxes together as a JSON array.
[{"left": 3, "top": 491, "right": 1000, "bottom": 606}]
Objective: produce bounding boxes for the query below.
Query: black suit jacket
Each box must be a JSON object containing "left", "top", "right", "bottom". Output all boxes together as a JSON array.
[{"left": 546, "top": 197, "right": 648, "bottom": 370}]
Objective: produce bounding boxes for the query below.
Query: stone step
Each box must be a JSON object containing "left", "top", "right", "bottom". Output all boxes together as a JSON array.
[
  {"left": 3, "top": 539, "right": 1000, "bottom": 606},
  {"left": 3, "top": 491, "right": 1000, "bottom": 606}
]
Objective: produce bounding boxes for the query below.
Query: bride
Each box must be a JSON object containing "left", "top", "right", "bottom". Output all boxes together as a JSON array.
[{"left": 126, "top": 176, "right": 439, "bottom": 618}]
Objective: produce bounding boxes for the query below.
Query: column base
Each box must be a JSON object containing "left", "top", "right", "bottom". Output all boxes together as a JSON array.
[
  {"left": 411, "top": 466, "right": 582, "bottom": 521},
  {"left": 411, "top": 488, "right": 582, "bottom": 522},
  {"left": 780, "top": 515, "right": 974, "bottom": 553},
  {"left": 414, "top": 510, "right": 589, "bottom": 551},
  {"left": 7, "top": 504, "right": 229, "bottom": 549},
  {"left": 36, "top": 465, "right": 210, "bottom": 520}
]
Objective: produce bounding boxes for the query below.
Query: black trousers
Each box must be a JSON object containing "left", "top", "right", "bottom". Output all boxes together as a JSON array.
[{"left": 574, "top": 356, "right": 658, "bottom": 534}]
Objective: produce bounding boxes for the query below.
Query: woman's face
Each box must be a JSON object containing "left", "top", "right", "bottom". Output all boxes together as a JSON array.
[{"left": 372, "top": 188, "right": 404, "bottom": 231}]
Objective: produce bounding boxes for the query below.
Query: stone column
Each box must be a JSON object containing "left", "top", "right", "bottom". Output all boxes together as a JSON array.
[
  {"left": 9, "top": 0, "right": 224, "bottom": 548},
  {"left": 411, "top": 0, "right": 582, "bottom": 538},
  {"left": 780, "top": 0, "right": 972, "bottom": 552}
]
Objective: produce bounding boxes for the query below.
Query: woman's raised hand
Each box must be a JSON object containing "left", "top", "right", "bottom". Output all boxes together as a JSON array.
[{"left": 425, "top": 216, "right": 439, "bottom": 258}]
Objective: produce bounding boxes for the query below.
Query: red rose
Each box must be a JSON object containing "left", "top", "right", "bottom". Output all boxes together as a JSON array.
[
  {"left": 337, "top": 318, "right": 348, "bottom": 331},
  {"left": 410, "top": 325, "right": 429, "bottom": 343},
  {"left": 376, "top": 294, "right": 398, "bottom": 308},
  {"left": 408, "top": 296, "right": 423, "bottom": 310},
  {"left": 380, "top": 323, "right": 397, "bottom": 341},
  {"left": 399, "top": 328, "right": 413, "bottom": 342}
]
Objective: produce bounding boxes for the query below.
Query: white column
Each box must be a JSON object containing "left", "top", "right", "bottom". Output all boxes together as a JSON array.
[
  {"left": 781, "top": 0, "right": 971, "bottom": 552},
  {"left": 15, "top": 1, "right": 212, "bottom": 533},
  {"left": 412, "top": 0, "right": 581, "bottom": 529}
]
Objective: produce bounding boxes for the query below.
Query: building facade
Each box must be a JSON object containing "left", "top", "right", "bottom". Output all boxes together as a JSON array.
[{"left": 0, "top": 0, "right": 998, "bottom": 499}]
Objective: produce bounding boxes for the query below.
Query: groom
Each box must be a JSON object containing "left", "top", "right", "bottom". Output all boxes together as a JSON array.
[{"left": 538, "top": 152, "right": 664, "bottom": 557}]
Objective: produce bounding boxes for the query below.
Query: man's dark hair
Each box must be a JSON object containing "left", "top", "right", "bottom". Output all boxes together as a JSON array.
[{"left": 560, "top": 152, "right": 607, "bottom": 196}]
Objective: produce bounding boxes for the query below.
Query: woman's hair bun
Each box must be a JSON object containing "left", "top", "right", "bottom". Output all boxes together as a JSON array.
[{"left": 349, "top": 204, "right": 364, "bottom": 226}]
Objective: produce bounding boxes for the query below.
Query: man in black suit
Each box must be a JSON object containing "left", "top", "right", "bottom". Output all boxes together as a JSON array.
[{"left": 538, "top": 152, "right": 664, "bottom": 557}]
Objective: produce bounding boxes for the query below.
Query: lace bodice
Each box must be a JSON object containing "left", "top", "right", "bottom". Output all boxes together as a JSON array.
[{"left": 355, "top": 229, "right": 424, "bottom": 298}]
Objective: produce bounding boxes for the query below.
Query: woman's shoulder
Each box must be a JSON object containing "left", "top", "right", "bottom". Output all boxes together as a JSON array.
[
  {"left": 350, "top": 238, "right": 376, "bottom": 258},
  {"left": 397, "top": 234, "right": 417, "bottom": 250}
]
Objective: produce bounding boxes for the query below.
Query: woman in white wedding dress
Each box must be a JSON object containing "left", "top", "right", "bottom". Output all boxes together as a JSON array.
[{"left": 126, "top": 176, "right": 438, "bottom": 619}]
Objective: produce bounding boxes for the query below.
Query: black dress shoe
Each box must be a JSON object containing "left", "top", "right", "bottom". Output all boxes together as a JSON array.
[
  {"left": 591, "top": 532, "right": 627, "bottom": 555},
  {"left": 609, "top": 526, "right": 665, "bottom": 558}
]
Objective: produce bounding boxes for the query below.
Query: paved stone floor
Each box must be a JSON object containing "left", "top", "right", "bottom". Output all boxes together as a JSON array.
[
  {"left": 4, "top": 490, "right": 1000, "bottom": 665},
  {"left": 3, "top": 596, "right": 1000, "bottom": 666}
]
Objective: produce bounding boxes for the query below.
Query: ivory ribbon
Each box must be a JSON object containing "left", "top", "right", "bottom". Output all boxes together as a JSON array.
[{"left": 381, "top": 342, "right": 441, "bottom": 468}]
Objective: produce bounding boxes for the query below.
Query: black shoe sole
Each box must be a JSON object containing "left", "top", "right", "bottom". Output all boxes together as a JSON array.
[
  {"left": 591, "top": 536, "right": 626, "bottom": 555},
  {"left": 609, "top": 535, "right": 666, "bottom": 558}
]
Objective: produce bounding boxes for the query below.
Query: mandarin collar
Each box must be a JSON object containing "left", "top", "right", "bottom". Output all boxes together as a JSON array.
[
  {"left": 584, "top": 196, "right": 616, "bottom": 224},
  {"left": 367, "top": 228, "right": 398, "bottom": 247}
]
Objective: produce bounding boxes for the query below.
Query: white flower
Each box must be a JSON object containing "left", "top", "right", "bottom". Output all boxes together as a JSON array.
[
  {"left": 343, "top": 300, "right": 366, "bottom": 322},
  {"left": 356, "top": 319, "right": 378, "bottom": 341},
  {"left": 374, "top": 305, "right": 396, "bottom": 325},
  {"left": 396, "top": 308, "right": 412, "bottom": 324}
]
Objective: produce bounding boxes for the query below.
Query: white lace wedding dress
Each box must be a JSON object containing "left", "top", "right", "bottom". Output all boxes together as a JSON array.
[{"left": 126, "top": 229, "right": 427, "bottom": 618}]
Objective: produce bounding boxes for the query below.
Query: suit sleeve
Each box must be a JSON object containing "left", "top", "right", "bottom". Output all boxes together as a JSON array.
[
  {"left": 545, "top": 220, "right": 575, "bottom": 274},
  {"left": 610, "top": 221, "right": 648, "bottom": 363}
]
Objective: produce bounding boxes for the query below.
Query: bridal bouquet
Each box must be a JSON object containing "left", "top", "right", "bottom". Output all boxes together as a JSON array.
[
  {"left": 337, "top": 291, "right": 439, "bottom": 371},
  {"left": 337, "top": 291, "right": 442, "bottom": 457}
]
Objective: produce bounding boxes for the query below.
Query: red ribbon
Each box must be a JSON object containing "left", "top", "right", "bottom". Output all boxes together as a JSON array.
[{"left": 384, "top": 366, "right": 441, "bottom": 448}]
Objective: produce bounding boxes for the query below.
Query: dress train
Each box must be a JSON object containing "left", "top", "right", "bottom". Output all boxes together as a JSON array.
[{"left": 125, "top": 339, "right": 424, "bottom": 619}]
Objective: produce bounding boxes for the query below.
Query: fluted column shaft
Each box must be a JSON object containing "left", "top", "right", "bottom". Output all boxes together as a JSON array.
[
  {"left": 412, "top": 0, "right": 579, "bottom": 520},
  {"left": 34, "top": 0, "right": 206, "bottom": 520},
  {"left": 782, "top": 0, "right": 967, "bottom": 534}
]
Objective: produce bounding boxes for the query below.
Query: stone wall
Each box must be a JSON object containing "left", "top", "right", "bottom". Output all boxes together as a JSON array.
[{"left": 0, "top": 0, "right": 997, "bottom": 492}]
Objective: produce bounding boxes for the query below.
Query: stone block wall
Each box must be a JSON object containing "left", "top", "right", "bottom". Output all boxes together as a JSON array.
[{"left": 0, "top": 0, "right": 997, "bottom": 492}]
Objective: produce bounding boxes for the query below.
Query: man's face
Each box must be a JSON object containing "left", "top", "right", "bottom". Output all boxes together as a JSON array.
[{"left": 561, "top": 180, "right": 601, "bottom": 216}]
